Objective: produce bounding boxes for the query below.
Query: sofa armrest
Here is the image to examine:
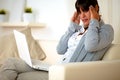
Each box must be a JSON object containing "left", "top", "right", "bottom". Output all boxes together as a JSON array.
[{"left": 49, "top": 60, "right": 120, "bottom": 80}]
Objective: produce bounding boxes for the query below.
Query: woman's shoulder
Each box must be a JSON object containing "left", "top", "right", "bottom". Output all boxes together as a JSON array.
[
  {"left": 100, "top": 23, "right": 114, "bottom": 36},
  {"left": 101, "top": 23, "right": 114, "bottom": 31},
  {"left": 100, "top": 19, "right": 114, "bottom": 31}
]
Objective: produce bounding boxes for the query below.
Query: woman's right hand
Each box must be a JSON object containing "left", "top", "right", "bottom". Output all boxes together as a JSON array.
[{"left": 71, "top": 11, "right": 80, "bottom": 25}]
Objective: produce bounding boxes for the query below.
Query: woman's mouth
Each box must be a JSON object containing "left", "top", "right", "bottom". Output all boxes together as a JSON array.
[{"left": 82, "top": 19, "right": 88, "bottom": 23}]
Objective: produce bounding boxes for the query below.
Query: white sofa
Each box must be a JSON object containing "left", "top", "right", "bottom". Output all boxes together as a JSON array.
[
  {"left": 49, "top": 43, "right": 120, "bottom": 80},
  {"left": 37, "top": 41, "right": 120, "bottom": 80},
  {"left": 0, "top": 39, "right": 120, "bottom": 80},
  {"left": 32, "top": 40, "right": 120, "bottom": 80}
]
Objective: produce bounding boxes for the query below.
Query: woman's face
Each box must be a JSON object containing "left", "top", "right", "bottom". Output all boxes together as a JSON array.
[{"left": 79, "top": 8, "right": 91, "bottom": 28}]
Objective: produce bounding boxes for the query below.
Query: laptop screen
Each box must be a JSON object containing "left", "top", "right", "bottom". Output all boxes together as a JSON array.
[{"left": 13, "top": 30, "right": 32, "bottom": 67}]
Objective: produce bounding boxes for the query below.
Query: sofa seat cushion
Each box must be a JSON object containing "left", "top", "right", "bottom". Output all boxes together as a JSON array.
[
  {"left": 17, "top": 71, "right": 48, "bottom": 80},
  {"left": 103, "top": 44, "right": 120, "bottom": 60}
]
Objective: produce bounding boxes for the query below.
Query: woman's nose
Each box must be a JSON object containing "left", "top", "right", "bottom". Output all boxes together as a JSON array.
[{"left": 80, "top": 12, "right": 85, "bottom": 18}]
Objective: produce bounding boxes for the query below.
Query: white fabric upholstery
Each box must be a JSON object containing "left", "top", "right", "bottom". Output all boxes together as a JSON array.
[
  {"left": 103, "top": 44, "right": 120, "bottom": 60},
  {"left": 0, "top": 39, "right": 120, "bottom": 80},
  {"left": 49, "top": 60, "right": 120, "bottom": 80},
  {"left": 49, "top": 43, "right": 120, "bottom": 80}
]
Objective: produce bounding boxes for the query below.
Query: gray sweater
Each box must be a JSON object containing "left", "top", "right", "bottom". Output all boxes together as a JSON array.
[{"left": 57, "top": 19, "right": 114, "bottom": 62}]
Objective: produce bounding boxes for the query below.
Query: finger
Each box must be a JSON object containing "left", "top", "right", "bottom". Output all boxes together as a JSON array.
[
  {"left": 72, "top": 11, "right": 79, "bottom": 21},
  {"left": 89, "top": 5, "right": 97, "bottom": 16},
  {"left": 74, "top": 11, "right": 78, "bottom": 18},
  {"left": 90, "top": 5, "right": 98, "bottom": 14},
  {"left": 89, "top": 5, "right": 94, "bottom": 13},
  {"left": 71, "top": 12, "right": 77, "bottom": 21},
  {"left": 89, "top": 5, "right": 100, "bottom": 20}
]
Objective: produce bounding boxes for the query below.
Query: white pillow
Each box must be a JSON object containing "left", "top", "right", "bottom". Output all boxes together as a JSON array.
[{"left": 0, "top": 27, "right": 46, "bottom": 66}]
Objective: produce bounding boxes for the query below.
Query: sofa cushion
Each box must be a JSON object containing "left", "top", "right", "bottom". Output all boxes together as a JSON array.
[
  {"left": 0, "top": 27, "right": 46, "bottom": 66},
  {"left": 17, "top": 71, "right": 48, "bottom": 80},
  {"left": 102, "top": 44, "right": 120, "bottom": 60}
]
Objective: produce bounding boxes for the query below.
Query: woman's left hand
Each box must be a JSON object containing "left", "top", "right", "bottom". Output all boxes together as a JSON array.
[{"left": 89, "top": 5, "right": 100, "bottom": 21}]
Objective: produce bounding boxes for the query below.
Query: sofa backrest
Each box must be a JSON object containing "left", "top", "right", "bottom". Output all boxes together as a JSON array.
[
  {"left": 39, "top": 40, "right": 120, "bottom": 63},
  {"left": 38, "top": 40, "right": 62, "bottom": 64},
  {"left": 102, "top": 44, "right": 120, "bottom": 60}
]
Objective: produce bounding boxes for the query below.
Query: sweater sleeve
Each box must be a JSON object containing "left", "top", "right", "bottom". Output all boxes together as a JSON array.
[
  {"left": 84, "top": 19, "right": 114, "bottom": 52},
  {"left": 56, "top": 22, "right": 82, "bottom": 54}
]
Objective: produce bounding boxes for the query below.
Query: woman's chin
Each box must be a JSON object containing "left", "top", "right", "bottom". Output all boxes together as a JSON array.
[{"left": 83, "top": 23, "right": 89, "bottom": 27}]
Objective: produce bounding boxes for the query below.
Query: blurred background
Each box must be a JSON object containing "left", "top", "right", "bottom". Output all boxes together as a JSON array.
[{"left": 0, "top": 0, "right": 120, "bottom": 44}]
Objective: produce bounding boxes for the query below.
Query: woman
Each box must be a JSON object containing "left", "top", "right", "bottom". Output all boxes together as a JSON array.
[
  {"left": 57, "top": 0, "right": 114, "bottom": 63},
  {"left": 0, "top": 0, "right": 114, "bottom": 80}
]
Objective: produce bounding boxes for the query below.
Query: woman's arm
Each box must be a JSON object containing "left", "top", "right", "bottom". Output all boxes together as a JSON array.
[
  {"left": 57, "top": 12, "right": 82, "bottom": 55},
  {"left": 84, "top": 19, "right": 114, "bottom": 52},
  {"left": 57, "top": 22, "right": 82, "bottom": 54}
]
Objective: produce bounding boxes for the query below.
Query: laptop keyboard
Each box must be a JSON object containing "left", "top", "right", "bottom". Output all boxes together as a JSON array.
[{"left": 32, "top": 59, "right": 51, "bottom": 71}]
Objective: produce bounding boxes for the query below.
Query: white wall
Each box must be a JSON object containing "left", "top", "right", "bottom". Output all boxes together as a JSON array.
[
  {"left": 98, "top": 0, "right": 120, "bottom": 43},
  {"left": 0, "top": 0, "right": 120, "bottom": 43},
  {"left": 30, "top": 0, "right": 120, "bottom": 43},
  {"left": 26, "top": 0, "right": 76, "bottom": 40},
  {"left": 0, "top": 0, "right": 25, "bottom": 22},
  {"left": 0, "top": 0, "right": 76, "bottom": 40}
]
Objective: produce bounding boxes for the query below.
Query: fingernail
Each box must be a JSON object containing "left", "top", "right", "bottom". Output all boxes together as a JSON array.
[
  {"left": 89, "top": 6, "right": 91, "bottom": 9},
  {"left": 90, "top": 5, "right": 93, "bottom": 8}
]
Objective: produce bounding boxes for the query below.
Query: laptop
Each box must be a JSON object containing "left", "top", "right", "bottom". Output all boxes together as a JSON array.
[{"left": 13, "top": 30, "right": 51, "bottom": 71}]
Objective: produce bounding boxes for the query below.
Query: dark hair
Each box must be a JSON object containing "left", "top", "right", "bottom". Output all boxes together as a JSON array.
[{"left": 75, "top": 0, "right": 99, "bottom": 13}]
